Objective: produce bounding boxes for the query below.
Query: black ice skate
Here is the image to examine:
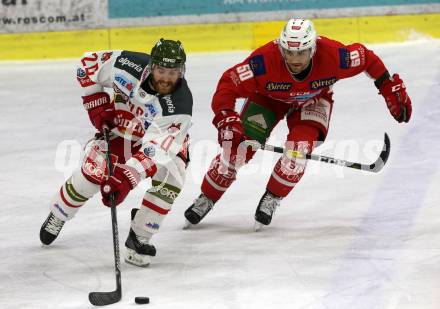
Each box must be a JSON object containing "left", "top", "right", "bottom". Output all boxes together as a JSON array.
[
  {"left": 40, "top": 212, "right": 66, "bottom": 245},
  {"left": 183, "top": 194, "right": 215, "bottom": 229},
  {"left": 254, "top": 190, "right": 282, "bottom": 231},
  {"left": 125, "top": 208, "right": 156, "bottom": 267}
]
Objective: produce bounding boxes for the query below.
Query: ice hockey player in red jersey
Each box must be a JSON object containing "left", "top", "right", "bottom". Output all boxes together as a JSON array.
[
  {"left": 40, "top": 38, "right": 193, "bottom": 267},
  {"left": 184, "top": 18, "right": 412, "bottom": 230}
]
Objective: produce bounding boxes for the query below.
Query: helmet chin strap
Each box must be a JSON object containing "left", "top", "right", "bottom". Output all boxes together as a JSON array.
[
  {"left": 309, "top": 46, "right": 317, "bottom": 59},
  {"left": 178, "top": 64, "right": 186, "bottom": 78}
]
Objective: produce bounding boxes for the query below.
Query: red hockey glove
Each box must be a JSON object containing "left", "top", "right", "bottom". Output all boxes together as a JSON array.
[
  {"left": 82, "top": 92, "right": 116, "bottom": 132},
  {"left": 378, "top": 73, "right": 412, "bottom": 123},
  {"left": 101, "top": 164, "right": 141, "bottom": 207},
  {"left": 213, "top": 109, "right": 245, "bottom": 148}
]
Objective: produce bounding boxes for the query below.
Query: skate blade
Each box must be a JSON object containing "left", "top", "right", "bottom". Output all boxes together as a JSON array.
[
  {"left": 182, "top": 219, "right": 195, "bottom": 230},
  {"left": 125, "top": 248, "right": 152, "bottom": 267},
  {"left": 253, "top": 221, "right": 264, "bottom": 232}
]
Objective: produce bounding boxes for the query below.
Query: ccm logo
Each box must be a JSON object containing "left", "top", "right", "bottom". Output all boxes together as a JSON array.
[
  {"left": 217, "top": 115, "right": 239, "bottom": 128},
  {"left": 391, "top": 83, "right": 405, "bottom": 92}
]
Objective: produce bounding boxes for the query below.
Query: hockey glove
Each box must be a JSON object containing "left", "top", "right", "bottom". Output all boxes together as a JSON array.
[
  {"left": 101, "top": 164, "right": 141, "bottom": 207},
  {"left": 377, "top": 73, "right": 412, "bottom": 123},
  {"left": 213, "top": 109, "right": 245, "bottom": 149},
  {"left": 82, "top": 92, "right": 116, "bottom": 132}
]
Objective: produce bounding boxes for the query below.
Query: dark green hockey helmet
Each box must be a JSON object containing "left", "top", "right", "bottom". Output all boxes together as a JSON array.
[{"left": 150, "top": 38, "right": 186, "bottom": 69}]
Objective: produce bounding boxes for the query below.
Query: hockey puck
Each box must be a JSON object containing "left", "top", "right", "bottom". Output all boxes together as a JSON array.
[{"left": 135, "top": 296, "right": 150, "bottom": 304}]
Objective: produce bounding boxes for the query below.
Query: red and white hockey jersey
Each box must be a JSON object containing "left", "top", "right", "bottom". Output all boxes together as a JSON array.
[
  {"left": 76, "top": 50, "right": 192, "bottom": 177},
  {"left": 212, "top": 36, "right": 388, "bottom": 114}
]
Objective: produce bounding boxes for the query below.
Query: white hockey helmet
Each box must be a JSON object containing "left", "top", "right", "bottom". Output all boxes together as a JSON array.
[{"left": 279, "top": 19, "right": 317, "bottom": 56}]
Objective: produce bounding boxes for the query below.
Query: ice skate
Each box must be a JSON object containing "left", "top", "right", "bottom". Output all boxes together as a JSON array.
[
  {"left": 40, "top": 212, "right": 66, "bottom": 245},
  {"left": 125, "top": 209, "right": 156, "bottom": 267},
  {"left": 254, "top": 191, "right": 282, "bottom": 231},
  {"left": 183, "top": 194, "right": 215, "bottom": 229}
]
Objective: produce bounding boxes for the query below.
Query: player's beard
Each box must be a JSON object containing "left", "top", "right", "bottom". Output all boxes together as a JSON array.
[{"left": 152, "top": 78, "right": 175, "bottom": 95}]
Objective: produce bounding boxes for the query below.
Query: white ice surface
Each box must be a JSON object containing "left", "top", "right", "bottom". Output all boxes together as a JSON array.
[{"left": 0, "top": 40, "right": 439, "bottom": 309}]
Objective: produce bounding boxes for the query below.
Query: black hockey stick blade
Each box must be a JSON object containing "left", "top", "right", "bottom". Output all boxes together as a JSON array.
[
  {"left": 305, "top": 132, "right": 391, "bottom": 172},
  {"left": 364, "top": 132, "right": 391, "bottom": 173},
  {"left": 89, "top": 290, "right": 121, "bottom": 306},
  {"left": 245, "top": 132, "right": 391, "bottom": 173}
]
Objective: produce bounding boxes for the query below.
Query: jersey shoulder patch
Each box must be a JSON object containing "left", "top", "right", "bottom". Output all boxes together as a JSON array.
[
  {"left": 113, "top": 71, "right": 138, "bottom": 97},
  {"left": 337, "top": 47, "right": 365, "bottom": 69},
  {"left": 338, "top": 48, "right": 351, "bottom": 69},
  {"left": 159, "top": 78, "right": 193, "bottom": 117},
  {"left": 248, "top": 54, "right": 266, "bottom": 77},
  {"left": 114, "top": 51, "right": 150, "bottom": 79}
]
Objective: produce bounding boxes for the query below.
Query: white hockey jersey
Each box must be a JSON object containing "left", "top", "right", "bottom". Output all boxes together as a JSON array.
[{"left": 76, "top": 50, "right": 192, "bottom": 178}]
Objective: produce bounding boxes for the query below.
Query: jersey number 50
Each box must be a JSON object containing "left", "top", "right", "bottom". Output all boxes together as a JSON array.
[{"left": 236, "top": 64, "right": 254, "bottom": 81}]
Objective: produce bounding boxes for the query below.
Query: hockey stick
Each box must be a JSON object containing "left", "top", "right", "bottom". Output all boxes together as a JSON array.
[
  {"left": 245, "top": 133, "right": 390, "bottom": 173},
  {"left": 89, "top": 126, "right": 122, "bottom": 306}
]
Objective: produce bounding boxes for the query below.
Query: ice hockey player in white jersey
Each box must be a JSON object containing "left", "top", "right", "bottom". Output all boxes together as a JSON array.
[{"left": 40, "top": 38, "right": 193, "bottom": 267}]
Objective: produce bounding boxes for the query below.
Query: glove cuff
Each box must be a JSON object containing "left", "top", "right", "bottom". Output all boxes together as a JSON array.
[
  {"left": 119, "top": 165, "right": 141, "bottom": 189},
  {"left": 82, "top": 92, "right": 111, "bottom": 111},
  {"left": 374, "top": 71, "right": 391, "bottom": 89}
]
